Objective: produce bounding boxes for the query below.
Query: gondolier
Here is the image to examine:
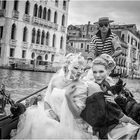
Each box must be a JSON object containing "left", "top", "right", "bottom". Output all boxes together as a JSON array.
[{"left": 89, "top": 17, "right": 122, "bottom": 59}]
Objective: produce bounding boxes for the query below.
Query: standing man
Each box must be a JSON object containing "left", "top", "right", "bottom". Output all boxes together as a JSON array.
[{"left": 89, "top": 17, "right": 122, "bottom": 59}]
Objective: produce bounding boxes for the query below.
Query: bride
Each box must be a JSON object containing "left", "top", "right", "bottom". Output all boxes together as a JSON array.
[{"left": 11, "top": 53, "right": 98, "bottom": 139}]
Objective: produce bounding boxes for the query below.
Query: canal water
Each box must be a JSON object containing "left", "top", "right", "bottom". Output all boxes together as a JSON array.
[{"left": 0, "top": 69, "right": 53, "bottom": 102}]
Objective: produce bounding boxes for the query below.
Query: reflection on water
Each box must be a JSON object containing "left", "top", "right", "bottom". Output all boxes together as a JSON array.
[{"left": 0, "top": 69, "right": 53, "bottom": 101}]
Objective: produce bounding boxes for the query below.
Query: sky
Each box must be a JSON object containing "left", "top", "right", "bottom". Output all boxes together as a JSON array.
[{"left": 68, "top": 0, "right": 140, "bottom": 30}]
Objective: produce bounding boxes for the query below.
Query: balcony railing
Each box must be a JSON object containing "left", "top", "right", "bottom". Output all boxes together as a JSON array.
[
  {"left": 12, "top": 10, "right": 19, "bottom": 19},
  {"left": 23, "top": 14, "right": 30, "bottom": 22},
  {"left": 0, "top": 9, "right": 6, "bottom": 17},
  {"left": 32, "top": 17, "right": 40, "bottom": 24},
  {"left": 22, "top": 41, "right": 28, "bottom": 49},
  {"left": 61, "top": 26, "right": 66, "bottom": 32},
  {"left": 9, "top": 39, "right": 17, "bottom": 46}
]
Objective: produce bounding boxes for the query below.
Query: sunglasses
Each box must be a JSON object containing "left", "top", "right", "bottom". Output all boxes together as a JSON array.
[{"left": 99, "top": 23, "right": 109, "bottom": 27}]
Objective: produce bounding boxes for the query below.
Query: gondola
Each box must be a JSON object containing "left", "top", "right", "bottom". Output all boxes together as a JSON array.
[{"left": 0, "top": 85, "right": 48, "bottom": 139}]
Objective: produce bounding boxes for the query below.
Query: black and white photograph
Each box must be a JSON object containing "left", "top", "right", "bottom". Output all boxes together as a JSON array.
[{"left": 0, "top": 0, "right": 140, "bottom": 139}]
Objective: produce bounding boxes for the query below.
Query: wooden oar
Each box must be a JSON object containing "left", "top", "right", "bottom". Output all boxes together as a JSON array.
[{"left": 16, "top": 86, "right": 48, "bottom": 103}]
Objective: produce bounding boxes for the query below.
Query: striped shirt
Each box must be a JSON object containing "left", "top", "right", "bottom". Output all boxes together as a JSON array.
[{"left": 89, "top": 29, "right": 121, "bottom": 58}]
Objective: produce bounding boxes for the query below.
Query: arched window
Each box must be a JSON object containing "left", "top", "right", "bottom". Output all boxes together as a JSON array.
[
  {"left": 38, "top": 6, "right": 42, "bottom": 18},
  {"left": 128, "top": 35, "right": 130, "bottom": 43},
  {"left": 2, "top": 0, "right": 6, "bottom": 9},
  {"left": 46, "top": 32, "right": 50, "bottom": 46},
  {"left": 54, "top": 11, "right": 57, "bottom": 23},
  {"left": 45, "top": 54, "right": 48, "bottom": 60},
  {"left": 121, "top": 34, "right": 125, "bottom": 41},
  {"left": 51, "top": 54, "right": 54, "bottom": 61},
  {"left": 31, "top": 52, "right": 35, "bottom": 59},
  {"left": 61, "top": 14, "right": 65, "bottom": 26},
  {"left": 31, "top": 28, "right": 36, "bottom": 43},
  {"left": 52, "top": 34, "right": 56, "bottom": 47},
  {"left": 43, "top": 7, "right": 47, "bottom": 19},
  {"left": 33, "top": 4, "right": 38, "bottom": 17},
  {"left": 41, "top": 30, "right": 45, "bottom": 45},
  {"left": 25, "top": 1, "right": 30, "bottom": 14},
  {"left": 13, "top": 0, "right": 18, "bottom": 11},
  {"left": 60, "top": 36, "right": 63, "bottom": 49},
  {"left": 131, "top": 37, "right": 133, "bottom": 45},
  {"left": 63, "top": 0, "right": 66, "bottom": 7},
  {"left": 36, "top": 29, "right": 40, "bottom": 44},
  {"left": 11, "top": 24, "right": 16, "bottom": 40},
  {"left": 23, "top": 26, "right": 28, "bottom": 42},
  {"left": 47, "top": 9, "right": 51, "bottom": 21},
  {"left": 55, "top": 0, "right": 58, "bottom": 6}
]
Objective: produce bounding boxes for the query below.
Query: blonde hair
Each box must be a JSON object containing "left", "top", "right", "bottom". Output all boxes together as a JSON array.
[{"left": 92, "top": 54, "right": 116, "bottom": 71}]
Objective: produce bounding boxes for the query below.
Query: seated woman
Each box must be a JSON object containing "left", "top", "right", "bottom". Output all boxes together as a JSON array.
[
  {"left": 81, "top": 54, "right": 140, "bottom": 139},
  {"left": 11, "top": 53, "right": 98, "bottom": 139}
]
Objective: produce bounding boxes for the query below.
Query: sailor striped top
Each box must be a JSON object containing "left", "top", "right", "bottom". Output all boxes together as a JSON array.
[{"left": 89, "top": 29, "right": 121, "bottom": 57}]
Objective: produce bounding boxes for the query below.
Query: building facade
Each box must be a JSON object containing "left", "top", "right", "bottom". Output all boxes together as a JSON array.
[
  {"left": 0, "top": 0, "right": 69, "bottom": 70},
  {"left": 67, "top": 22, "right": 140, "bottom": 78}
]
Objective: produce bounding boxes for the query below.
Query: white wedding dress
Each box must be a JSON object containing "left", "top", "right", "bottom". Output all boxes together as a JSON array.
[{"left": 12, "top": 86, "right": 97, "bottom": 139}]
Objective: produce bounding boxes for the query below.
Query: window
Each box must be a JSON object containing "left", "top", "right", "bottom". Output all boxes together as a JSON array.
[
  {"left": 31, "top": 28, "right": 36, "bottom": 43},
  {"left": 2, "top": 0, "right": 6, "bottom": 9},
  {"left": 41, "top": 31, "right": 45, "bottom": 45},
  {"left": 46, "top": 32, "right": 50, "bottom": 45},
  {"left": 51, "top": 54, "right": 54, "bottom": 61},
  {"left": 23, "top": 27, "right": 27, "bottom": 42},
  {"left": 33, "top": 4, "right": 38, "bottom": 17},
  {"left": 22, "top": 50, "right": 26, "bottom": 58},
  {"left": 71, "top": 42, "right": 73, "bottom": 46},
  {"left": 11, "top": 24, "right": 16, "bottom": 40},
  {"left": 43, "top": 7, "right": 47, "bottom": 19},
  {"left": 52, "top": 34, "right": 56, "bottom": 47},
  {"left": 45, "top": 54, "right": 48, "bottom": 60},
  {"left": 38, "top": 6, "right": 42, "bottom": 18},
  {"left": 55, "top": 0, "right": 58, "bottom": 6},
  {"left": 25, "top": 1, "right": 30, "bottom": 15},
  {"left": 61, "top": 14, "right": 65, "bottom": 26},
  {"left": 13, "top": 0, "right": 18, "bottom": 11},
  {"left": 63, "top": 0, "right": 66, "bottom": 10},
  {"left": 47, "top": 9, "right": 51, "bottom": 21},
  {"left": 9, "top": 48, "right": 15, "bottom": 57},
  {"left": 60, "top": 36, "right": 63, "bottom": 49},
  {"left": 131, "top": 38, "right": 133, "bottom": 45},
  {"left": 128, "top": 35, "right": 130, "bottom": 43},
  {"left": 54, "top": 11, "right": 57, "bottom": 23},
  {"left": 36, "top": 29, "right": 40, "bottom": 44},
  {"left": 31, "top": 52, "right": 35, "bottom": 59},
  {"left": 0, "top": 26, "right": 3, "bottom": 39},
  {"left": 121, "top": 34, "right": 125, "bottom": 41},
  {"left": 0, "top": 47, "right": 1, "bottom": 57},
  {"left": 81, "top": 43, "right": 83, "bottom": 49}
]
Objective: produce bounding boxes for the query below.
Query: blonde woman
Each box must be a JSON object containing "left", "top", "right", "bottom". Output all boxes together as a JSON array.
[{"left": 12, "top": 53, "right": 97, "bottom": 139}]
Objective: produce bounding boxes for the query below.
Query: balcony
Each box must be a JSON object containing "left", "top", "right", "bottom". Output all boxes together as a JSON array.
[
  {"left": 12, "top": 10, "right": 19, "bottom": 19},
  {"left": 61, "top": 26, "right": 66, "bottom": 32},
  {"left": 63, "top": 6, "right": 66, "bottom": 10},
  {"left": 23, "top": 14, "right": 30, "bottom": 22},
  {"left": 0, "top": 9, "right": 6, "bottom": 17},
  {"left": 9, "top": 39, "right": 17, "bottom": 46},
  {"left": 22, "top": 42, "right": 28, "bottom": 49},
  {"left": 52, "top": 23, "right": 58, "bottom": 30},
  {"left": 32, "top": 17, "right": 40, "bottom": 24},
  {"left": 30, "top": 43, "right": 48, "bottom": 52}
]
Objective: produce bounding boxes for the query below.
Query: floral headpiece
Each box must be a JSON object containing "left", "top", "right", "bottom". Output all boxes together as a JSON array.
[{"left": 64, "top": 53, "right": 86, "bottom": 71}]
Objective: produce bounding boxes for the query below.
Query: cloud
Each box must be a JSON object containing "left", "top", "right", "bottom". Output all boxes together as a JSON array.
[{"left": 68, "top": 1, "right": 140, "bottom": 30}]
